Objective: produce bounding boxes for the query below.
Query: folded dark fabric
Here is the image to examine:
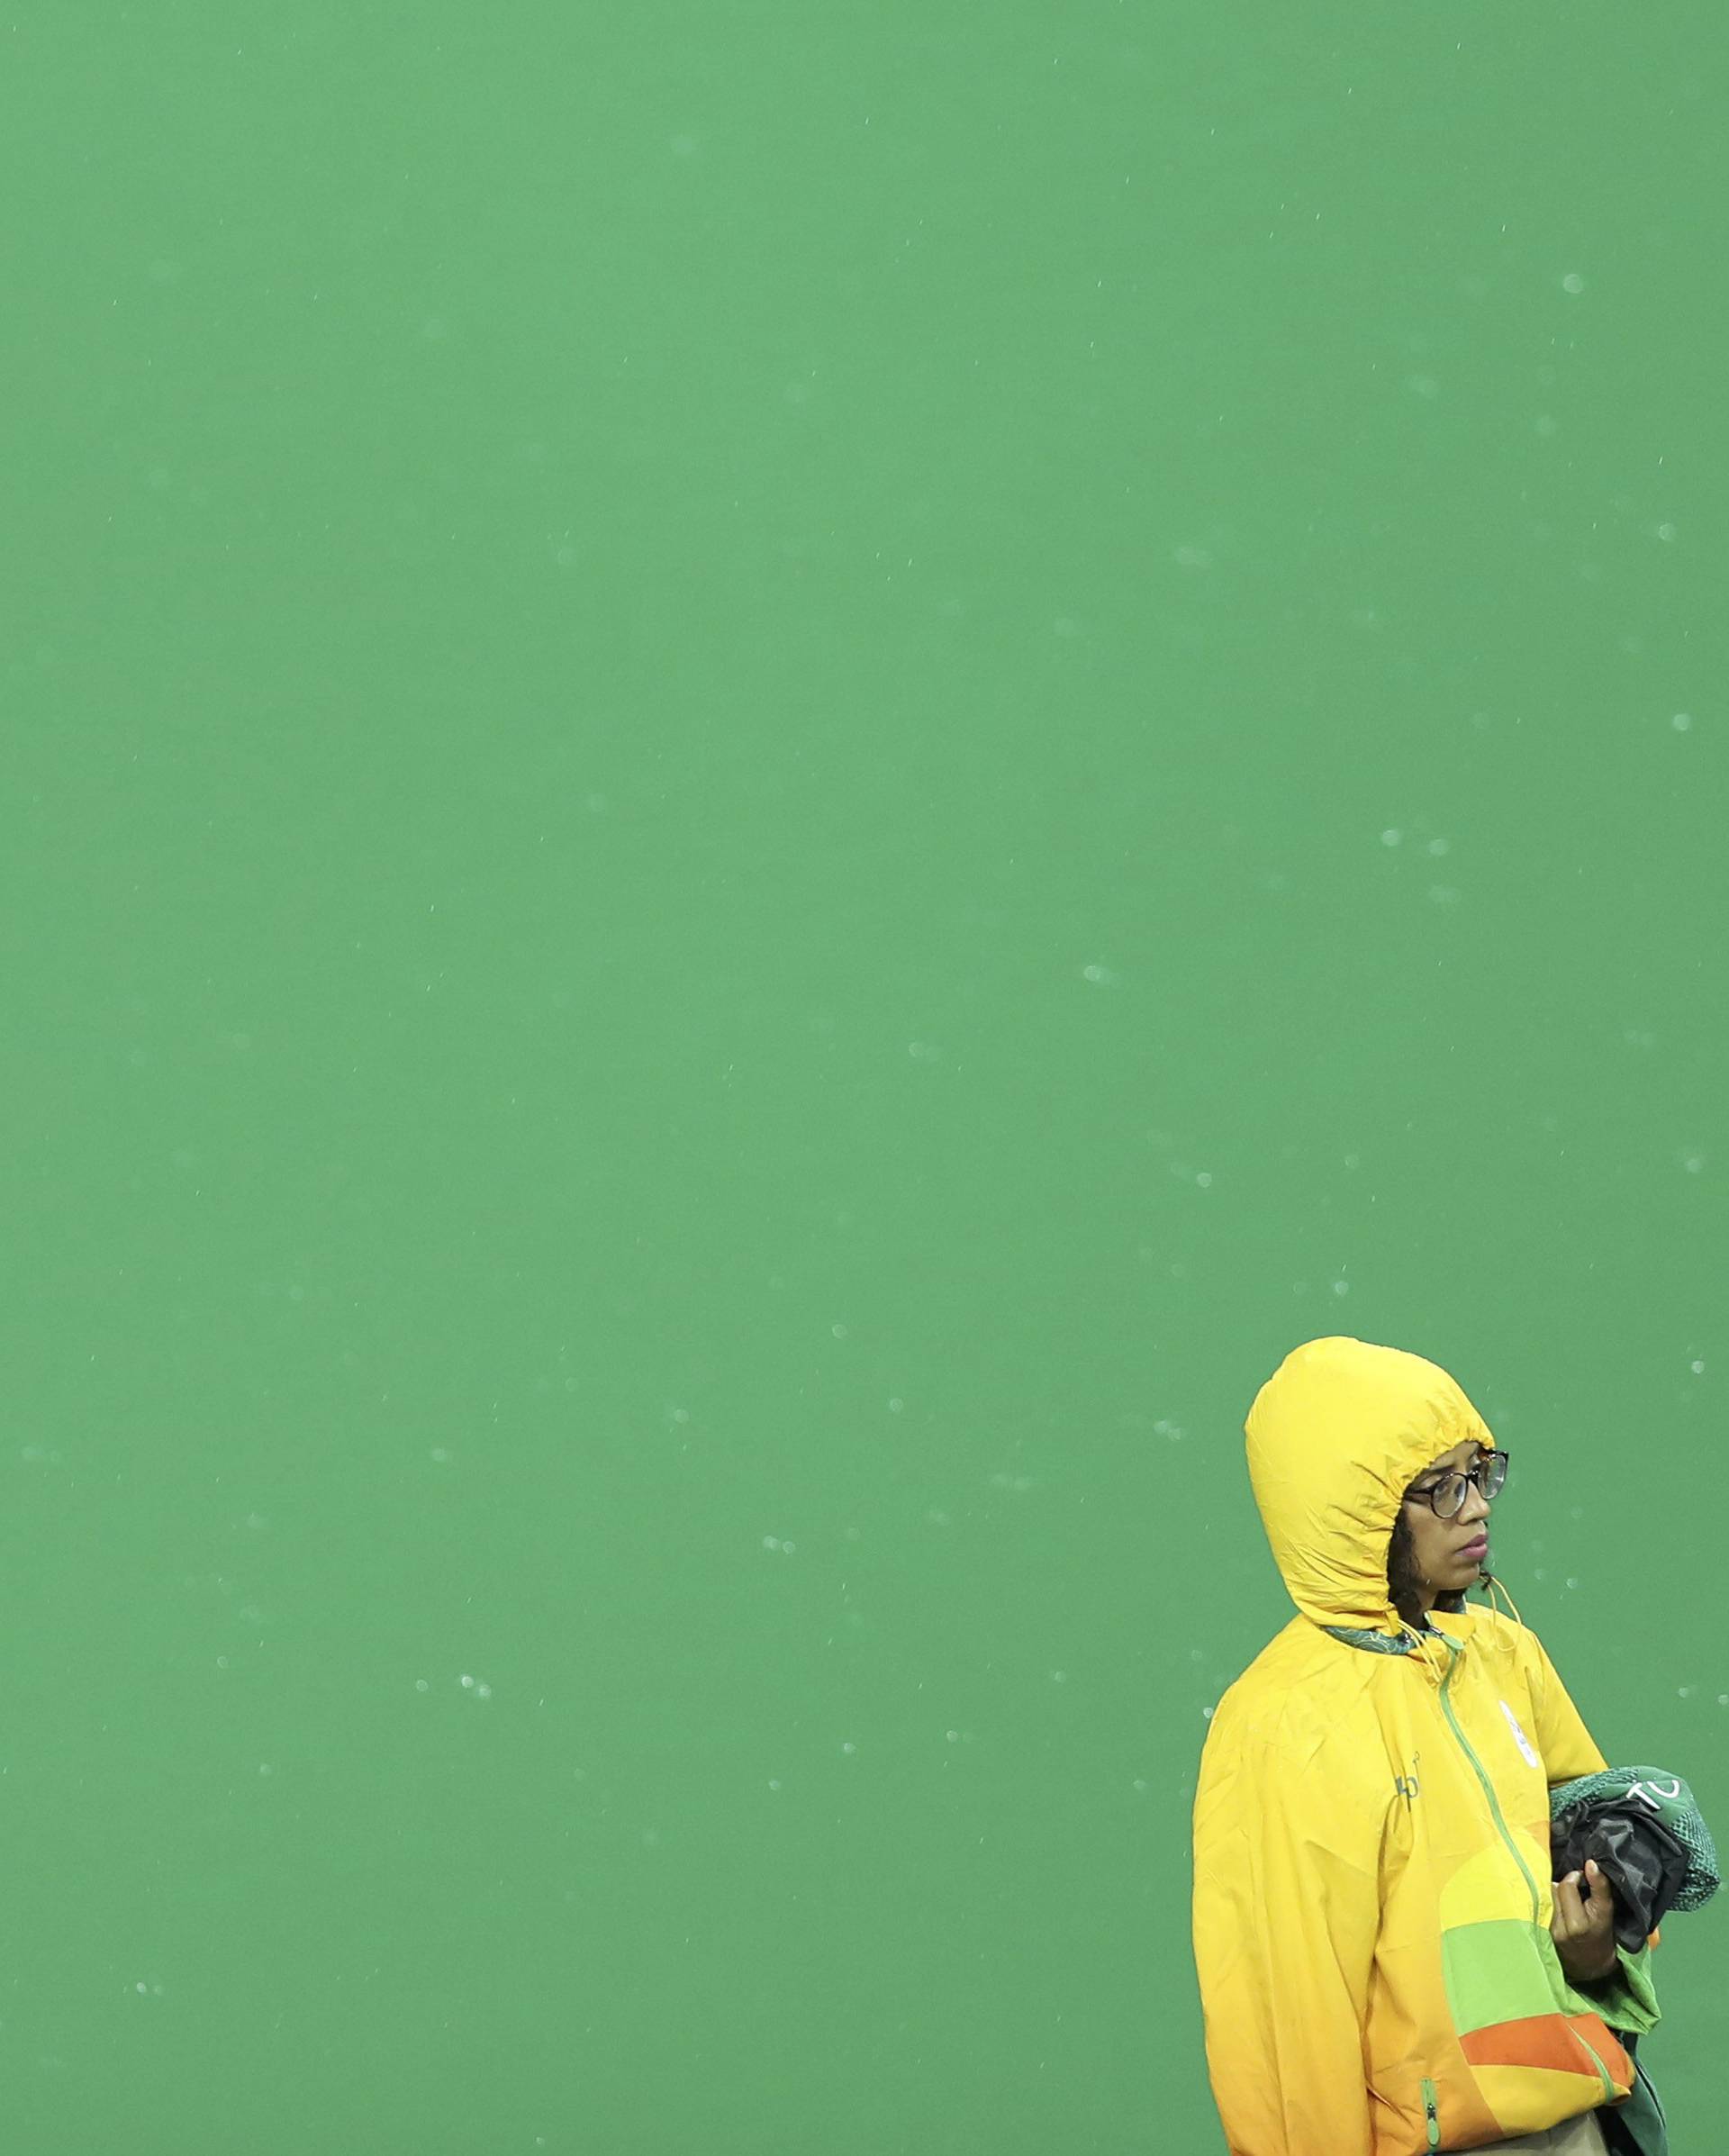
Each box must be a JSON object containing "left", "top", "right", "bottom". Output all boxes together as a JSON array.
[{"left": 1550, "top": 1764, "right": 1720, "bottom": 1956}]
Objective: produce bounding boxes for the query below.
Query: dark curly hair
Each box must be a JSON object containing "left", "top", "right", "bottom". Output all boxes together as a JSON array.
[{"left": 1387, "top": 1507, "right": 1467, "bottom": 1632}]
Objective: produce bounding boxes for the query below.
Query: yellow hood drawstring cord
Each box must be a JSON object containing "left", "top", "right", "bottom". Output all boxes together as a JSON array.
[
  {"left": 1392, "top": 1612, "right": 1450, "bottom": 1685},
  {"left": 1477, "top": 1571, "right": 1525, "bottom": 1672},
  {"left": 1385, "top": 1572, "right": 1526, "bottom": 1686},
  {"left": 1481, "top": 1570, "right": 1524, "bottom": 1626}
]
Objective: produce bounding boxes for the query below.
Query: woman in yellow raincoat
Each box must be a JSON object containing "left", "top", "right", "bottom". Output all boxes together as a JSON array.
[{"left": 1191, "top": 1337, "right": 1664, "bottom": 2153}]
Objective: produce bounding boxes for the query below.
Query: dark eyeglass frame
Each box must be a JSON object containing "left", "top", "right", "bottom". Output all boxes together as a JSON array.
[{"left": 1403, "top": 1448, "right": 1510, "bottom": 1519}]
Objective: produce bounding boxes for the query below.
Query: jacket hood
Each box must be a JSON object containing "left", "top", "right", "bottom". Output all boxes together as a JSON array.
[{"left": 1246, "top": 1336, "right": 1498, "bottom": 1642}]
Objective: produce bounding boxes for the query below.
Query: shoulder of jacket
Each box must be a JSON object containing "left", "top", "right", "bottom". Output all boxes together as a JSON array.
[
  {"left": 1471, "top": 1603, "right": 1548, "bottom": 1664},
  {"left": 1457, "top": 1607, "right": 1557, "bottom": 1718},
  {"left": 1212, "top": 1633, "right": 1383, "bottom": 1774}
]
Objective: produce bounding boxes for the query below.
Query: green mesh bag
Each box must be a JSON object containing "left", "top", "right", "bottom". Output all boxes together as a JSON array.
[{"left": 1549, "top": 1764, "right": 1720, "bottom": 1926}]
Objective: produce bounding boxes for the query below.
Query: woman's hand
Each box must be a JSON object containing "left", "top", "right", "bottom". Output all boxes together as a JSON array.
[{"left": 1552, "top": 1857, "right": 1619, "bottom": 1984}]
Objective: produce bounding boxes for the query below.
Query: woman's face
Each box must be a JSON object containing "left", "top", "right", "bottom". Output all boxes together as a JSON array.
[{"left": 1400, "top": 1436, "right": 1495, "bottom": 1607}]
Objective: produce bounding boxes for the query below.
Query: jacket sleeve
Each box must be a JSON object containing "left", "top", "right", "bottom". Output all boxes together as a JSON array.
[
  {"left": 1526, "top": 1630, "right": 1608, "bottom": 1785},
  {"left": 1525, "top": 1628, "right": 1664, "bottom": 2010},
  {"left": 1192, "top": 1696, "right": 1383, "bottom": 2156}
]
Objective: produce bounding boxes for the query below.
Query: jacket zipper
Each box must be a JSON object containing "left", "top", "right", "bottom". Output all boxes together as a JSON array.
[
  {"left": 1433, "top": 1635, "right": 1616, "bottom": 2101},
  {"left": 1420, "top": 2077, "right": 1441, "bottom": 2151}
]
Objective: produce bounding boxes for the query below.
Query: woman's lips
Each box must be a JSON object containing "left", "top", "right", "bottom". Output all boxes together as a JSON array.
[{"left": 1458, "top": 1537, "right": 1489, "bottom": 1562}]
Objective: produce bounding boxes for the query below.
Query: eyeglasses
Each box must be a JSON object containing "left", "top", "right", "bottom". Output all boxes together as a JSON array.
[{"left": 1404, "top": 1450, "right": 1509, "bottom": 1519}]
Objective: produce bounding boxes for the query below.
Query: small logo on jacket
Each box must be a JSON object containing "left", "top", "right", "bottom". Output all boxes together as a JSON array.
[
  {"left": 1394, "top": 1753, "right": 1422, "bottom": 1805},
  {"left": 1499, "top": 1699, "right": 1541, "bottom": 1769}
]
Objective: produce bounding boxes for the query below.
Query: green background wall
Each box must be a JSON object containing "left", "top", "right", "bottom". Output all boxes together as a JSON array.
[{"left": 3, "top": 5, "right": 1722, "bottom": 2149}]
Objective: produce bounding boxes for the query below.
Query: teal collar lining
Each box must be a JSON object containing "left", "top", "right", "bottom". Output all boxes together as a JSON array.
[
  {"left": 1321, "top": 1617, "right": 1469, "bottom": 1657},
  {"left": 1321, "top": 1625, "right": 1418, "bottom": 1655}
]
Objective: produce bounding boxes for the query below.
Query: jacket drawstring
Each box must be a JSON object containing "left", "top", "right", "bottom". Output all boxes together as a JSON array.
[
  {"left": 1480, "top": 1569, "right": 1524, "bottom": 1627},
  {"left": 1383, "top": 1572, "right": 1524, "bottom": 1685},
  {"left": 1476, "top": 1570, "right": 1525, "bottom": 1673},
  {"left": 1392, "top": 1611, "right": 1450, "bottom": 1685}
]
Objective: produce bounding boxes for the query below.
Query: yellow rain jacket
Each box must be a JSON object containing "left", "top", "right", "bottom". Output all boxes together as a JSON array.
[{"left": 1192, "top": 1336, "right": 1660, "bottom": 2153}]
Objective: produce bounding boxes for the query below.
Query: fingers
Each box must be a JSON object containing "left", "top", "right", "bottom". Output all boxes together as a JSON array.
[
  {"left": 1552, "top": 1863, "right": 1620, "bottom": 1982},
  {"left": 1552, "top": 1862, "right": 1616, "bottom": 1943},
  {"left": 1582, "top": 1862, "right": 1616, "bottom": 1947},
  {"left": 1552, "top": 1874, "right": 1586, "bottom": 1935}
]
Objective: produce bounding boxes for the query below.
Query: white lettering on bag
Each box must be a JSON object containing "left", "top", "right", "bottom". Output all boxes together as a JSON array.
[{"left": 1627, "top": 1777, "right": 1681, "bottom": 1814}]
